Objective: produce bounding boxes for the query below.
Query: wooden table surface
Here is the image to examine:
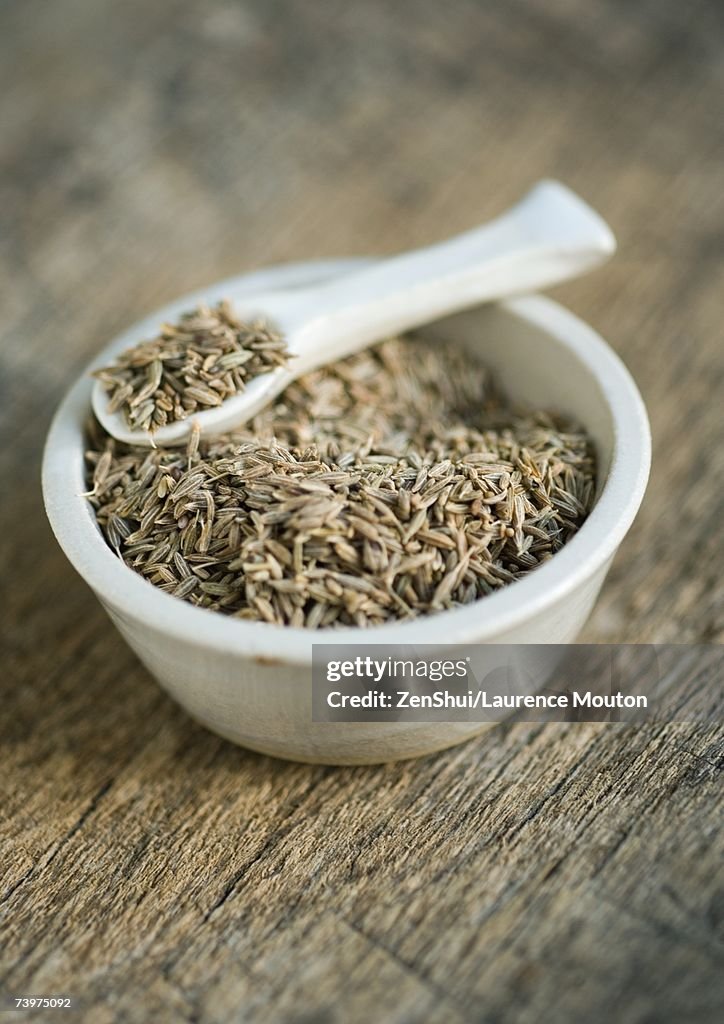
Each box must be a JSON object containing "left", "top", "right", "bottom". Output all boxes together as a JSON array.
[{"left": 1, "top": 2, "right": 722, "bottom": 1021}]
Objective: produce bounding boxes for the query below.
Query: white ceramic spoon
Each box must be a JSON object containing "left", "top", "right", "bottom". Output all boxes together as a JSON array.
[{"left": 93, "top": 180, "right": 615, "bottom": 447}]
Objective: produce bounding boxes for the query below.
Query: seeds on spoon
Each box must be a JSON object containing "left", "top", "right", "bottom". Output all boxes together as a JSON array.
[{"left": 93, "top": 301, "right": 290, "bottom": 432}]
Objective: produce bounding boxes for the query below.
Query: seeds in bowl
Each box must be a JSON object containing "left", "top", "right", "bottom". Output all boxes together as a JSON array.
[
  {"left": 93, "top": 301, "right": 289, "bottom": 432},
  {"left": 85, "top": 332, "right": 596, "bottom": 629}
]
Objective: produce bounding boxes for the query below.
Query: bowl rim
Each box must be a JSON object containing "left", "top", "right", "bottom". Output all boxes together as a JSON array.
[{"left": 42, "top": 259, "right": 651, "bottom": 664}]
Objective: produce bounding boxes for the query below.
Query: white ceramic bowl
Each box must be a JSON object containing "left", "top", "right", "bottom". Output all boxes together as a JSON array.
[{"left": 42, "top": 259, "right": 650, "bottom": 764}]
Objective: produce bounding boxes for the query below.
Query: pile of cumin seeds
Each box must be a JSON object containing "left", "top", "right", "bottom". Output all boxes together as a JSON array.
[
  {"left": 85, "top": 333, "right": 596, "bottom": 629},
  {"left": 93, "top": 301, "right": 289, "bottom": 432}
]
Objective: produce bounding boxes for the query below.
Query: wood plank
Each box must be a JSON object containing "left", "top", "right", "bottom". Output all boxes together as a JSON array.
[{"left": 1, "top": 0, "right": 722, "bottom": 1020}]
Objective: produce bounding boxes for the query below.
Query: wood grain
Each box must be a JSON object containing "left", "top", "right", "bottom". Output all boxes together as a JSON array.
[{"left": 1, "top": 1, "right": 722, "bottom": 1021}]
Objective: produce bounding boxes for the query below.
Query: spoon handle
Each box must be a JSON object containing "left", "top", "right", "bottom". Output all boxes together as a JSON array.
[{"left": 288, "top": 180, "right": 615, "bottom": 372}]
